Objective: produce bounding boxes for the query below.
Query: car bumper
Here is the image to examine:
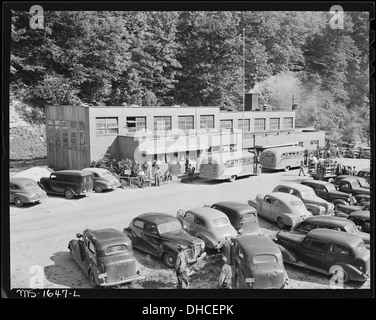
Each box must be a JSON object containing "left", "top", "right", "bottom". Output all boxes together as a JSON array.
[{"left": 98, "top": 274, "right": 145, "bottom": 287}]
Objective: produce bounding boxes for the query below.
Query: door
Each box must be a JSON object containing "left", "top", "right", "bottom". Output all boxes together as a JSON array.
[
  {"left": 234, "top": 245, "right": 247, "bottom": 288},
  {"left": 270, "top": 199, "right": 284, "bottom": 222},
  {"left": 83, "top": 235, "right": 96, "bottom": 274},
  {"left": 261, "top": 196, "right": 272, "bottom": 219},
  {"left": 140, "top": 222, "right": 162, "bottom": 256},
  {"left": 325, "top": 243, "right": 351, "bottom": 270},
  {"left": 299, "top": 237, "right": 329, "bottom": 269},
  {"left": 50, "top": 174, "right": 64, "bottom": 193}
]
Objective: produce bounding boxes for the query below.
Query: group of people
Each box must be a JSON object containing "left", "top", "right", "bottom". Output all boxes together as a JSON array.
[{"left": 132, "top": 160, "right": 173, "bottom": 188}]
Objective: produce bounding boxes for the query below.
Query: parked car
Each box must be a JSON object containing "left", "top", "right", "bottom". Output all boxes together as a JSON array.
[
  {"left": 332, "top": 175, "right": 370, "bottom": 189},
  {"left": 335, "top": 202, "right": 370, "bottom": 217},
  {"left": 347, "top": 211, "right": 370, "bottom": 234},
  {"left": 10, "top": 177, "right": 48, "bottom": 207},
  {"left": 300, "top": 180, "right": 355, "bottom": 206},
  {"left": 208, "top": 201, "right": 261, "bottom": 235},
  {"left": 356, "top": 168, "right": 370, "bottom": 183},
  {"left": 68, "top": 228, "right": 145, "bottom": 287},
  {"left": 123, "top": 212, "right": 206, "bottom": 268},
  {"left": 275, "top": 228, "right": 370, "bottom": 283},
  {"left": 82, "top": 167, "right": 121, "bottom": 192},
  {"left": 176, "top": 207, "right": 238, "bottom": 251},
  {"left": 288, "top": 216, "right": 370, "bottom": 249},
  {"left": 337, "top": 178, "right": 370, "bottom": 197},
  {"left": 248, "top": 192, "right": 312, "bottom": 229},
  {"left": 39, "top": 170, "right": 94, "bottom": 199},
  {"left": 232, "top": 234, "right": 289, "bottom": 289},
  {"left": 272, "top": 183, "right": 335, "bottom": 216}
]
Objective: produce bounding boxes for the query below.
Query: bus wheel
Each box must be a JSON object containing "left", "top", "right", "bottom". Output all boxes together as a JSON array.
[
  {"left": 256, "top": 166, "right": 262, "bottom": 176},
  {"left": 284, "top": 166, "right": 290, "bottom": 172},
  {"left": 228, "top": 175, "right": 236, "bottom": 182}
]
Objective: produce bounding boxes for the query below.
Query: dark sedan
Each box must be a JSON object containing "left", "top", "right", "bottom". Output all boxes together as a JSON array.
[
  {"left": 123, "top": 213, "right": 206, "bottom": 268},
  {"left": 347, "top": 211, "right": 370, "bottom": 234}
]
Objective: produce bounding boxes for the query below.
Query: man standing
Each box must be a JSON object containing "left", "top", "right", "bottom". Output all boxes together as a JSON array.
[
  {"left": 154, "top": 166, "right": 161, "bottom": 187},
  {"left": 138, "top": 166, "right": 145, "bottom": 188},
  {"left": 218, "top": 256, "right": 232, "bottom": 289},
  {"left": 298, "top": 160, "right": 306, "bottom": 176},
  {"left": 174, "top": 245, "right": 189, "bottom": 289}
]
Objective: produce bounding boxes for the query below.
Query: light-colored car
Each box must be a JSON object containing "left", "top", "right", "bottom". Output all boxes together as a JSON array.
[
  {"left": 273, "top": 183, "right": 335, "bottom": 216},
  {"left": 176, "top": 207, "right": 238, "bottom": 250},
  {"left": 82, "top": 167, "right": 121, "bottom": 192},
  {"left": 248, "top": 192, "right": 312, "bottom": 229},
  {"left": 10, "top": 177, "right": 48, "bottom": 207}
]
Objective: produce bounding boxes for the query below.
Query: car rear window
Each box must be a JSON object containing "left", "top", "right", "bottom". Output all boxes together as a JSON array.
[
  {"left": 158, "top": 221, "right": 182, "bottom": 234},
  {"left": 212, "top": 218, "right": 229, "bottom": 226},
  {"left": 241, "top": 213, "right": 256, "bottom": 220},
  {"left": 105, "top": 244, "right": 127, "bottom": 254},
  {"left": 253, "top": 255, "right": 277, "bottom": 264},
  {"left": 24, "top": 181, "right": 37, "bottom": 188}
]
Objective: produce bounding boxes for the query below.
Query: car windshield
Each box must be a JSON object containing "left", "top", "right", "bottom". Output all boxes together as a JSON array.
[
  {"left": 23, "top": 181, "right": 38, "bottom": 188},
  {"left": 300, "top": 190, "right": 317, "bottom": 199},
  {"left": 100, "top": 171, "right": 112, "bottom": 177},
  {"left": 357, "top": 179, "right": 369, "bottom": 188},
  {"left": 253, "top": 254, "right": 277, "bottom": 265},
  {"left": 105, "top": 244, "right": 127, "bottom": 254},
  {"left": 324, "top": 184, "right": 336, "bottom": 192},
  {"left": 212, "top": 218, "right": 229, "bottom": 227},
  {"left": 350, "top": 180, "right": 360, "bottom": 188},
  {"left": 158, "top": 220, "right": 182, "bottom": 234},
  {"left": 344, "top": 224, "right": 359, "bottom": 234}
]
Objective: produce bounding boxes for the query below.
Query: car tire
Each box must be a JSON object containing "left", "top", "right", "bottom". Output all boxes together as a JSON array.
[
  {"left": 228, "top": 175, "right": 236, "bottom": 182},
  {"left": 89, "top": 270, "right": 98, "bottom": 288},
  {"left": 330, "top": 265, "right": 349, "bottom": 284},
  {"left": 163, "top": 252, "right": 176, "bottom": 268},
  {"left": 284, "top": 166, "right": 290, "bottom": 172},
  {"left": 14, "top": 197, "right": 23, "bottom": 207},
  {"left": 277, "top": 217, "right": 286, "bottom": 229},
  {"left": 94, "top": 184, "right": 103, "bottom": 193},
  {"left": 64, "top": 188, "right": 75, "bottom": 199}
]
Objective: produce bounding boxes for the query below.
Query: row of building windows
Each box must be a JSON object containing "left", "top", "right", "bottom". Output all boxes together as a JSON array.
[
  {"left": 94, "top": 116, "right": 294, "bottom": 135},
  {"left": 48, "top": 120, "right": 86, "bottom": 149}
]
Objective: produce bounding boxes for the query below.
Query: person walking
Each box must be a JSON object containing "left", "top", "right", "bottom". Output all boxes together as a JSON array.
[
  {"left": 188, "top": 164, "right": 195, "bottom": 182},
  {"left": 174, "top": 245, "right": 189, "bottom": 289},
  {"left": 218, "top": 256, "right": 232, "bottom": 289},
  {"left": 298, "top": 159, "right": 306, "bottom": 176}
]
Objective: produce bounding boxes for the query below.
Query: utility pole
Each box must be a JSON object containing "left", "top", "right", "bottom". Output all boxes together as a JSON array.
[{"left": 242, "top": 28, "right": 245, "bottom": 151}]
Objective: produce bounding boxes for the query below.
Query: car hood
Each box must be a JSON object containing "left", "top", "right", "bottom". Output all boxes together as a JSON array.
[
  {"left": 329, "top": 190, "right": 351, "bottom": 198},
  {"left": 160, "top": 229, "right": 201, "bottom": 245},
  {"left": 276, "top": 231, "right": 305, "bottom": 246},
  {"left": 354, "top": 187, "right": 370, "bottom": 194}
]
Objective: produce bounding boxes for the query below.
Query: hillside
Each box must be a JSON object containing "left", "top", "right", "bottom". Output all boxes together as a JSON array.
[{"left": 10, "top": 100, "right": 47, "bottom": 161}]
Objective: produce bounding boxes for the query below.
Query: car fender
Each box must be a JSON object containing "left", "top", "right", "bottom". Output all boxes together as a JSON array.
[
  {"left": 160, "top": 241, "right": 178, "bottom": 257},
  {"left": 277, "top": 244, "right": 298, "bottom": 264},
  {"left": 123, "top": 227, "right": 134, "bottom": 242},
  {"left": 195, "top": 232, "right": 217, "bottom": 249},
  {"left": 38, "top": 179, "right": 50, "bottom": 191},
  {"left": 278, "top": 213, "right": 296, "bottom": 227},
  {"left": 305, "top": 203, "right": 321, "bottom": 215}
]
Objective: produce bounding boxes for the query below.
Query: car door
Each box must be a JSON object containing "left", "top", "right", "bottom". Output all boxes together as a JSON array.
[
  {"left": 82, "top": 235, "right": 96, "bottom": 274},
  {"left": 234, "top": 244, "right": 247, "bottom": 288},
  {"left": 50, "top": 174, "right": 63, "bottom": 193},
  {"left": 270, "top": 199, "right": 284, "bottom": 222},
  {"left": 140, "top": 222, "right": 162, "bottom": 256},
  {"left": 261, "top": 196, "right": 272, "bottom": 219},
  {"left": 298, "top": 237, "right": 329, "bottom": 269},
  {"left": 325, "top": 242, "right": 351, "bottom": 271},
  {"left": 130, "top": 219, "right": 145, "bottom": 248}
]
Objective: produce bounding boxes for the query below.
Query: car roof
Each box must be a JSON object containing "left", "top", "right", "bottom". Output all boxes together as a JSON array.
[
  {"left": 135, "top": 212, "right": 178, "bottom": 225},
  {"left": 212, "top": 201, "right": 256, "bottom": 215},
  {"left": 10, "top": 177, "right": 37, "bottom": 184},
  {"left": 348, "top": 211, "right": 370, "bottom": 218},
  {"left": 187, "top": 207, "right": 229, "bottom": 221},
  {"left": 237, "top": 235, "right": 281, "bottom": 256},
  {"left": 306, "top": 229, "right": 363, "bottom": 247},
  {"left": 301, "top": 180, "right": 331, "bottom": 186},
  {"left": 304, "top": 216, "right": 354, "bottom": 227},
  {"left": 274, "top": 183, "right": 313, "bottom": 192},
  {"left": 53, "top": 170, "right": 93, "bottom": 176},
  {"left": 268, "top": 192, "right": 304, "bottom": 203},
  {"left": 82, "top": 167, "right": 109, "bottom": 173},
  {"left": 85, "top": 228, "right": 130, "bottom": 248}
]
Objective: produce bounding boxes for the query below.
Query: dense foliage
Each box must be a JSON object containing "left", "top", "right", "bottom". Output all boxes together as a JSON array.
[{"left": 10, "top": 11, "right": 370, "bottom": 143}]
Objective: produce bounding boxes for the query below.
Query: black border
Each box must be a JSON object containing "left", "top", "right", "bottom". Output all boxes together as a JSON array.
[{"left": 2, "top": 0, "right": 375, "bottom": 306}]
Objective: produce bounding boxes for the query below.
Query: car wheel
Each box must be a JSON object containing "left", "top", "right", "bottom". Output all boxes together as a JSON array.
[
  {"left": 284, "top": 166, "right": 290, "bottom": 172},
  {"left": 330, "top": 265, "right": 349, "bottom": 284},
  {"left": 14, "top": 197, "right": 23, "bottom": 207},
  {"left": 163, "top": 252, "right": 176, "bottom": 268},
  {"left": 277, "top": 217, "right": 286, "bottom": 229},
  {"left": 94, "top": 184, "right": 103, "bottom": 193},
  {"left": 89, "top": 270, "right": 98, "bottom": 288},
  {"left": 228, "top": 175, "right": 236, "bottom": 182},
  {"left": 64, "top": 189, "right": 75, "bottom": 199}
]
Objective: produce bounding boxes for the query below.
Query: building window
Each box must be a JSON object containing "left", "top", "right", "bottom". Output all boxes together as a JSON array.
[
  {"left": 55, "top": 120, "right": 61, "bottom": 147},
  {"left": 96, "top": 117, "right": 119, "bottom": 135},
  {"left": 254, "top": 118, "right": 266, "bottom": 132},
  {"left": 220, "top": 120, "right": 233, "bottom": 131},
  {"left": 70, "top": 121, "right": 77, "bottom": 149},
  {"left": 48, "top": 120, "right": 54, "bottom": 145},
  {"left": 200, "top": 115, "right": 214, "bottom": 129},
  {"left": 178, "top": 116, "right": 194, "bottom": 131},
  {"left": 310, "top": 140, "right": 319, "bottom": 145},
  {"left": 283, "top": 117, "right": 293, "bottom": 129},
  {"left": 298, "top": 142, "right": 304, "bottom": 147},
  {"left": 62, "top": 121, "right": 68, "bottom": 148},
  {"left": 238, "top": 119, "right": 250, "bottom": 132},
  {"left": 126, "top": 117, "right": 146, "bottom": 133},
  {"left": 80, "top": 122, "right": 85, "bottom": 150},
  {"left": 269, "top": 118, "right": 280, "bottom": 130},
  {"left": 154, "top": 116, "right": 171, "bottom": 132}
]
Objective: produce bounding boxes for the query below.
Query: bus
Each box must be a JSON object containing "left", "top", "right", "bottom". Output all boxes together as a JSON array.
[
  {"left": 199, "top": 151, "right": 262, "bottom": 182},
  {"left": 259, "top": 146, "right": 305, "bottom": 172}
]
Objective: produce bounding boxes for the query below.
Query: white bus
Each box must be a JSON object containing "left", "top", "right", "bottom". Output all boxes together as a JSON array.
[
  {"left": 259, "top": 146, "right": 305, "bottom": 172},
  {"left": 199, "top": 151, "right": 262, "bottom": 182}
]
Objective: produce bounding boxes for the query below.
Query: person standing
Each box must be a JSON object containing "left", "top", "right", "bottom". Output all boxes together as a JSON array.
[
  {"left": 138, "top": 166, "right": 145, "bottom": 188},
  {"left": 218, "top": 256, "right": 232, "bottom": 289},
  {"left": 335, "top": 146, "right": 340, "bottom": 158},
  {"left": 174, "top": 245, "right": 189, "bottom": 289},
  {"left": 311, "top": 155, "right": 318, "bottom": 173},
  {"left": 352, "top": 166, "right": 357, "bottom": 175},
  {"left": 298, "top": 159, "right": 306, "bottom": 176},
  {"left": 185, "top": 157, "right": 190, "bottom": 174},
  {"left": 154, "top": 166, "right": 161, "bottom": 187}
]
